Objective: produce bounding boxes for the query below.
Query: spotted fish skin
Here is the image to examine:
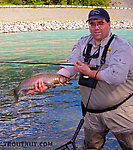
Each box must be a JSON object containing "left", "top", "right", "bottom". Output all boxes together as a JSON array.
[{"left": 12, "top": 72, "right": 71, "bottom": 102}]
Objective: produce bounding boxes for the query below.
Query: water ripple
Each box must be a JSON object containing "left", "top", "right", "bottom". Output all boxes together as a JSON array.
[{"left": 0, "top": 29, "right": 131, "bottom": 149}]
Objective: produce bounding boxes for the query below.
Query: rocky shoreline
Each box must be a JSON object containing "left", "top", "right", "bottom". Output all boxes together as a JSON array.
[{"left": 0, "top": 19, "right": 133, "bottom": 33}]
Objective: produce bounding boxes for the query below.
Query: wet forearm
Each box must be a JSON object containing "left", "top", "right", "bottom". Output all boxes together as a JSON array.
[{"left": 87, "top": 70, "right": 104, "bottom": 82}]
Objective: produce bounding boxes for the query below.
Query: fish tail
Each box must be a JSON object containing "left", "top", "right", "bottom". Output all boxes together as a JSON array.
[{"left": 10, "top": 88, "right": 19, "bottom": 103}]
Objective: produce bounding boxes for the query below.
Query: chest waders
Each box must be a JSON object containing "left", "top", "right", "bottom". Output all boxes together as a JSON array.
[{"left": 55, "top": 34, "right": 126, "bottom": 150}]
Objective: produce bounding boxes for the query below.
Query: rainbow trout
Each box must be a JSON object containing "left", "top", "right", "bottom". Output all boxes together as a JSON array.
[{"left": 12, "top": 72, "right": 71, "bottom": 102}]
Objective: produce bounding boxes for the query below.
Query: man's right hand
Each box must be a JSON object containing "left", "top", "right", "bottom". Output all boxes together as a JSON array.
[
  {"left": 27, "top": 68, "right": 71, "bottom": 95},
  {"left": 27, "top": 80, "right": 49, "bottom": 94}
]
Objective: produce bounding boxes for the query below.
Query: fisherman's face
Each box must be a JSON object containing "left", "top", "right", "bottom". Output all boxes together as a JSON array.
[{"left": 89, "top": 18, "right": 110, "bottom": 42}]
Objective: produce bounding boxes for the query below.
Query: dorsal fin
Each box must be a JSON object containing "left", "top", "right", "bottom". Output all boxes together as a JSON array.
[{"left": 31, "top": 72, "right": 41, "bottom": 76}]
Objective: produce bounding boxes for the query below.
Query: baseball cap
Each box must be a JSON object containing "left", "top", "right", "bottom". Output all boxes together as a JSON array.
[{"left": 86, "top": 8, "right": 110, "bottom": 22}]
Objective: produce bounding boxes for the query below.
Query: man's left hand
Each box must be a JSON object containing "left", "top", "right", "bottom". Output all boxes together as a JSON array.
[{"left": 74, "top": 61, "right": 91, "bottom": 76}]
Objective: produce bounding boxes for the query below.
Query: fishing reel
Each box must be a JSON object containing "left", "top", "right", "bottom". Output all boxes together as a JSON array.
[{"left": 78, "top": 65, "right": 99, "bottom": 89}]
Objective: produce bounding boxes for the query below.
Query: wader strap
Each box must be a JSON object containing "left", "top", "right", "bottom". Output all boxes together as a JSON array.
[
  {"left": 81, "top": 34, "right": 116, "bottom": 115},
  {"left": 100, "top": 34, "right": 115, "bottom": 65},
  {"left": 83, "top": 93, "right": 133, "bottom": 113},
  {"left": 83, "top": 44, "right": 93, "bottom": 62},
  {"left": 83, "top": 34, "right": 115, "bottom": 65}
]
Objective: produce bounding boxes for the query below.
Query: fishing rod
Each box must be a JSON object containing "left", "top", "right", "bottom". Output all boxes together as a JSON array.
[
  {"left": 0, "top": 61, "right": 97, "bottom": 68},
  {"left": 55, "top": 118, "right": 84, "bottom": 150},
  {"left": 55, "top": 54, "right": 101, "bottom": 150},
  {"left": 55, "top": 88, "right": 94, "bottom": 150},
  {"left": 0, "top": 61, "right": 74, "bottom": 66}
]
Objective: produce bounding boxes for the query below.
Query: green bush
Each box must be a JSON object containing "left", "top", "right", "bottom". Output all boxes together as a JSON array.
[
  {"left": 0, "top": 0, "right": 10, "bottom": 4},
  {"left": 89, "top": 0, "right": 109, "bottom": 6},
  {"left": 11, "top": 0, "right": 23, "bottom": 4},
  {"left": 0, "top": 0, "right": 110, "bottom": 6}
]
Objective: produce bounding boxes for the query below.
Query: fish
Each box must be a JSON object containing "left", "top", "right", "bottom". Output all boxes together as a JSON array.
[{"left": 11, "top": 72, "right": 71, "bottom": 102}]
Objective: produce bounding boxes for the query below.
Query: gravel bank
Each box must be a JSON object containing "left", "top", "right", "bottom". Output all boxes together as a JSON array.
[
  {"left": 0, "top": 20, "right": 133, "bottom": 33},
  {"left": 0, "top": 8, "right": 133, "bottom": 33}
]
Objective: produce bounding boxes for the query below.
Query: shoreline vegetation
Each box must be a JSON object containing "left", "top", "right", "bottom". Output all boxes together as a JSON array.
[
  {"left": 0, "top": 7, "right": 133, "bottom": 33},
  {"left": 0, "top": 0, "right": 115, "bottom": 7}
]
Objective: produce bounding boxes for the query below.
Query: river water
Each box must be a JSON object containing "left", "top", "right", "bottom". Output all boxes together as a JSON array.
[{"left": 0, "top": 29, "right": 133, "bottom": 150}]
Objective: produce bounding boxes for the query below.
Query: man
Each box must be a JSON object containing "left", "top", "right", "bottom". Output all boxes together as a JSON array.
[{"left": 28, "top": 8, "right": 133, "bottom": 149}]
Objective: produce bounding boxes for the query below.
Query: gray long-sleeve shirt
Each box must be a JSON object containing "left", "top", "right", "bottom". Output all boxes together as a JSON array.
[{"left": 62, "top": 32, "right": 133, "bottom": 110}]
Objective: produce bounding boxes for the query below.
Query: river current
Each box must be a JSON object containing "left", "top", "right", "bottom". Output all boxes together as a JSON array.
[{"left": 0, "top": 29, "right": 133, "bottom": 150}]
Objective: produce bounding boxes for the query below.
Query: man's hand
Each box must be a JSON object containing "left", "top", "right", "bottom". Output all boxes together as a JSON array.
[
  {"left": 74, "top": 61, "right": 92, "bottom": 76},
  {"left": 27, "top": 80, "right": 49, "bottom": 94},
  {"left": 26, "top": 68, "right": 71, "bottom": 95},
  {"left": 74, "top": 61, "right": 104, "bottom": 82}
]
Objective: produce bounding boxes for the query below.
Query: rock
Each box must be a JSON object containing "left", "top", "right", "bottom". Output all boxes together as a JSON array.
[{"left": 0, "top": 20, "right": 132, "bottom": 33}]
